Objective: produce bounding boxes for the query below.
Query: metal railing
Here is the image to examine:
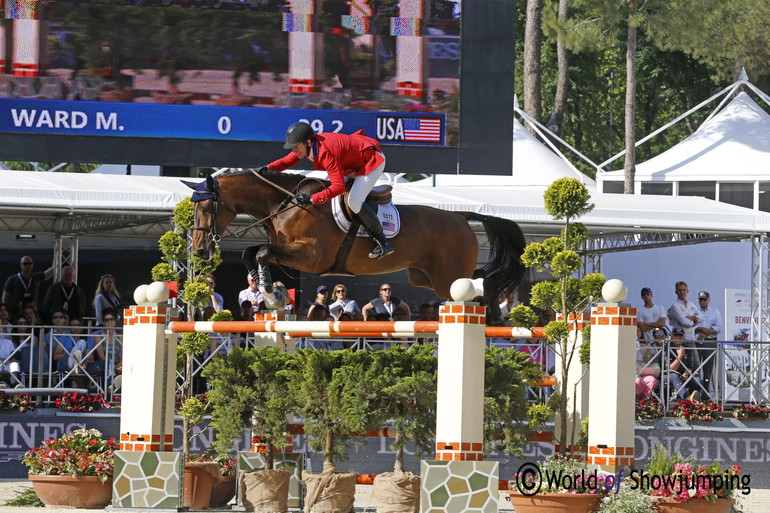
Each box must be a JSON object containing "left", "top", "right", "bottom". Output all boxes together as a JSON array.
[{"left": 2, "top": 326, "right": 769, "bottom": 415}]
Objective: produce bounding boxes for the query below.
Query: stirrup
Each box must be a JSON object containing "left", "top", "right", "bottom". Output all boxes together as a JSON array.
[{"left": 369, "top": 240, "right": 394, "bottom": 260}]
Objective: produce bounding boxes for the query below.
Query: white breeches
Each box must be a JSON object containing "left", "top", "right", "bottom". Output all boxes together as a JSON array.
[{"left": 346, "top": 154, "right": 386, "bottom": 213}]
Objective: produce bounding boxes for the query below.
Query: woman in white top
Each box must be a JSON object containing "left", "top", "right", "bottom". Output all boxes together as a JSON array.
[{"left": 94, "top": 274, "right": 121, "bottom": 326}]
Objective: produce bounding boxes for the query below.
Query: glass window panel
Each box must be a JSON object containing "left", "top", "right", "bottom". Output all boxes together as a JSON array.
[
  {"left": 719, "top": 182, "right": 753, "bottom": 209},
  {"left": 641, "top": 182, "right": 673, "bottom": 195},
  {"left": 602, "top": 181, "right": 624, "bottom": 194},
  {"left": 759, "top": 183, "right": 770, "bottom": 213},
  {"left": 679, "top": 181, "right": 716, "bottom": 200}
]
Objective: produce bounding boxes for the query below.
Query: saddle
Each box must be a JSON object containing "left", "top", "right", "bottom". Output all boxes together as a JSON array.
[{"left": 338, "top": 184, "right": 393, "bottom": 221}]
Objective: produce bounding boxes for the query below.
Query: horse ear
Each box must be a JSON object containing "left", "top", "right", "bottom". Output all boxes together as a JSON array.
[
  {"left": 206, "top": 174, "right": 216, "bottom": 189},
  {"left": 181, "top": 180, "right": 199, "bottom": 190}
]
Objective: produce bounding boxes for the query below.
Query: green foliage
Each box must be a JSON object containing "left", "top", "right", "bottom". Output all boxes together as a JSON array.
[
  {"left": 530, "top": 281, "right": 560, "bottom": 311},
  {"left": 484, "top": 347, "right": 545, "bottom": 456},
  {"left": 527, "top": 403, "right": 554, "bottom": 428},
  {"left": 204, "top": 347, "right": 295, "bottom": 461},
  {"left": 551, "top": 250, "right": 582, "bottom": 278},
  {"left": 2, "top": 487, "right": 44, "bottom": 507},
  {"left": 581, "top": 273, "right": 607, "bottom": 299},
  {"left": 191, "top": 246, "right": 223, "bottom": 276},
  {"left": 283, "top": 349, "right": 370, "bottom": 464},
  {"left": 159, "top": 231, "right": 187, "bottom": 264},
  {"left": 509, "top": 304, "right": 538, "bottom": 329},
  {"left": 179, "top": 396, "right": 208, "bottom": 426},
  {"left": 181, "top": 276, "right": 211, "bottom": 310},
  {"left": 210, "top": 309, "right": 233, "bottom": 322},
  {"left": 563, "top": 223, "right": 589, "bottom": 249},
  {"left": 646, "top": 444, "right": 688, "bottom": 477},
  {"left": 179, "top": 332, "right": 210, "bottom": 357},
  {"left": 151, "top": 263, "right": 179, "bottom": 283},
  {"left": 544, "top": 320, "right": 569, "bottom": 345},
  {"left": 363, "top": 345, "right": 438, "bottom": 467},
  {"left": 598, "top": 483, "right": 656, "bottom": 513},
  {"left": 173, "top": 198, "right": 195, "bottom": 232},
  {"left": 580, "top": 326, "right": 591, "bottom": 365},
  {"left": 543, "top": 178, "right": 594, "bottom": 220},
  {"left": 2, "top": 161, "right": 98, "bottom": 172}
]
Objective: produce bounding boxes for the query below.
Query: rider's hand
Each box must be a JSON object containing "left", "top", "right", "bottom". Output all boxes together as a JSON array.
[
  {"left": 295, "top": 192, "right": 313, "bottom": 205},
  {"left": 257, "top": 166, "right": 269, "bottom": 174}
]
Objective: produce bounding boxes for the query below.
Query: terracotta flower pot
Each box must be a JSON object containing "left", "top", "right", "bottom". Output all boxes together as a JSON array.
[
  {"left": 29, "top": 474, "right": 113, "bottom": 509},
  {"left": 653, "top": 496, "right": 735, "bottom": 513},
  {"left": 209, "top": 475, "right": 236, "bottom": 508},
  {"left": 184, "top": 461, "right": 220, "bottom": 510},
  {"left": 506, "top": 491, "right": 606, "bottom": 513}
]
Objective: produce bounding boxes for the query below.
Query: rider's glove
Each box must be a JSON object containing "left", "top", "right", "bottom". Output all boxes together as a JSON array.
[
  {"left": 257, "top": 166, "right": 269, "bottom": 174},
  {"left": 295, "top": 192, "right": 313, "bottom": 205}
]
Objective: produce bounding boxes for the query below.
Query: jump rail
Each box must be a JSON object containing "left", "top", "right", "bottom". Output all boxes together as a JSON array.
[{"left": 168, "top": 320, "right": 548, "bottom": 339}]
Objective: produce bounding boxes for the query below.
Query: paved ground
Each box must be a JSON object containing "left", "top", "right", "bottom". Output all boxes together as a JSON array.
[{"left": 0, "top": 479, "right": 766, "bottom": 512}]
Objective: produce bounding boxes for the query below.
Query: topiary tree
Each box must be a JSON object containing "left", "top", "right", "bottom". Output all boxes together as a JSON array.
[
  {"left": 204, "top": 346, "right": 294, "bottom": 470},
  {"left": 152, "top": 196, "right": 224, "bottom": 458},
  {"left": 484, "top": 346, "right": 551, "bottom": 456},
  {"left": 364, "top": 344, "right": 438, "bottom": 472},
  {"left": 283, "top": 349, "right": 370, "bottom": 472},
  {"left": 510, "top": 178, "right": 605, "bottom": 458}
]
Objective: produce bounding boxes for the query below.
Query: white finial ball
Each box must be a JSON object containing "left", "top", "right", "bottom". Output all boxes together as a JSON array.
[
  {"left": 146, "top": 281, "right": 170, "bottom": 303},
  {"left": 602, "top": 279, "right": 628, "bottom": 303},
  {"left": 133, "top": 284, "right": 149, "bottom": 304},
  {"left": 450, "top": 278, "right": 477, "bottom": 302}
]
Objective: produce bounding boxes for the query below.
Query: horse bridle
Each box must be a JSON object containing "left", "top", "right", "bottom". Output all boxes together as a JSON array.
[{"left": 192, "top": 188, "right": 236, "bottom": 243}]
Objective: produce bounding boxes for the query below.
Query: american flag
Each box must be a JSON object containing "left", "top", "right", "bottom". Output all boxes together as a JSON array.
[
  {"left": 382, "top": 220, "right": 396, "bottom": 233},
  {"left": 403, "top": 118, "right": 441, "bottom": 143}
]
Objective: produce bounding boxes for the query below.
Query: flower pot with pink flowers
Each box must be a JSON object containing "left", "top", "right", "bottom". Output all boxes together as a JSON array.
[{"left": 23, "top": 428, "right": 117, "bottom": 509}]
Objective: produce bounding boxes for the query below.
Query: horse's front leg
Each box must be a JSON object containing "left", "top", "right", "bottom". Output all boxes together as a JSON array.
[
  {"left": 255, "top": 245, "right": 274, "bottom": 294},
  {"left": 241, "top": 245, "right": 261, "bottom": 282}
]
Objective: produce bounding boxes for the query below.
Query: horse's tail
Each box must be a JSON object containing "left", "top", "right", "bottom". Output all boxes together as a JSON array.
[{"left": 461, "top": 212, "right": 528, "bottom": 296}]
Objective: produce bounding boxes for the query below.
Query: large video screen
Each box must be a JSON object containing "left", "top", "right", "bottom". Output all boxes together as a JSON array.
[{"left": 0, "top": 0, "right": 514, "bottom": 174}]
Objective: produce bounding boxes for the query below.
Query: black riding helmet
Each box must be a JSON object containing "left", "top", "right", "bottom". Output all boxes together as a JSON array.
[{"left": 283, "top": 122, "right": 315, "bottom": 149}]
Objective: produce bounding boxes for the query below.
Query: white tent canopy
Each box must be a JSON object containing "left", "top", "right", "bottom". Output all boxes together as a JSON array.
[{"left": 599, "top": 91, "right": 770, "bottom": 182}]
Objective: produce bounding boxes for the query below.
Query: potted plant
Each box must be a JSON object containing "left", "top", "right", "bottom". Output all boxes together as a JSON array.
[
  {"left": 0, "top": 391, "right": 34, "bottom": 412},
  {"left": 670, "top": 399, "right": 723, "bottom": 422},
  {"left": 363, "top": 344, "right": 437, "bottom": 513},
  {"left": 597, "top": 482, "right": 655, "bottom": 513},
  {"left": 644, "top": 445, "right": 741, "bottom": 513},
  {"left": 204, "top": 346, "right": 294, "bottom": 512},
  {"left": 510, "top": 178, "right": 605, "bottom": 459},
  {"left": 284, "top": 349, "right": 370, "bottom": 513},
  {"left": 23, "top": 428, "right": 116, "bottom": 509},
  {"left": 188, "top": 452, "right": 238, "bottom": 508},
  {"left": 507, "top": 456, "right": 609, "bottom": 513}
]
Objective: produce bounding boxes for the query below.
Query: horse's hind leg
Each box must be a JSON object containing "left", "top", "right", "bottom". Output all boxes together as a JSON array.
[{"left": 407, "top": 268, "right": 433, "bottom": 289}]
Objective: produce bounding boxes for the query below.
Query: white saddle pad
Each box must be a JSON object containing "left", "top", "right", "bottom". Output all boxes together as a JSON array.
[{"left": 331, "top": 197, "right": 400, "bottom": 238}]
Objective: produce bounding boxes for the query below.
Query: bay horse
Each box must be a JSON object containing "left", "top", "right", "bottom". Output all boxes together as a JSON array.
[{"left": 185, "top": 170, "right": 527, "bottom": 325}]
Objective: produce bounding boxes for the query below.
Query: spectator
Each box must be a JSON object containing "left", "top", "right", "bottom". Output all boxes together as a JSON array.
[
  {"left": 418, "top": 303, "right": 435, "bottom": 322},
  {"left": 0, "top": 303, "right": 11, "bottom": 335},
  {"left": 14, "top": 313, "right": 47, "bottom": 384},
  {"left": 0, "top": 317, "right": 22, "bottom": 387},
  {"left": 92, "top": 308, "right": 122, "bottom": 389},
  {"left": 238, "top": 275, "right": 265, "bottom": 315},
  {"left": 307, "top": 285, "right": 331, "bottom": 319},
  {"left": 695, "top": 290, "right": 721, "bottom": 397},
  {"left": 637, "top": 287, "right": 667, "bottom": 340},
  {"left": 2, "top": 256, "right": 54, "bottom": 316},
  {"left": 94, "top": 274, "right": 122, "bottom": 326},
  {"left": 668, "top": 281, "right": 703, "bottom": 341},
  {"left": 636, "top": 326, "right": 660, "bottom": 400},
  {"left": 204, "top": 274, "right": 224, "bottom": 313},
  {"left": 362, "top": 283, "right": 411, "bottom": 321},
  {"left": 48, "top": 310, "right": 84, "bottom": 374},
  {"left": 499, "top": 289, "right": 518, "bottom": 326},
  {"left": 68, "top": 318, "right": 102, "bottom": 377},
  {"left": 328, "top": 284, "right": 361, "bottom": 320},
  {"left": 239, "top": 300, "right": 254, "bottom": 321},
  {"left": 665, "top": 327, "right": 706, "bottom": 402},
  {"left": 42, "top": 266, "right": 88, "bottom": 324}
]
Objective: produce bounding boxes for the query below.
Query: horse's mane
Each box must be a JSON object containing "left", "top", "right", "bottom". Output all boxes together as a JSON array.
[{"left": 215, "top": 168, "right": 327, "bottom": 190}]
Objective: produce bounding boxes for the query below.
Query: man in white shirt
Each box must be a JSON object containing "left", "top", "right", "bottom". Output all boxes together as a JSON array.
[
  {"left": 695, "top": 290, "right": 721, "bottom": 399},
  {"left": 637, "top": 287, "right": 667, "bottom": 340},
  {"left": 238, "top": 275, "right": 265, "bottom": 314},
  {"left": 668, "top": 281, "right": 703, "bottom": 341}
]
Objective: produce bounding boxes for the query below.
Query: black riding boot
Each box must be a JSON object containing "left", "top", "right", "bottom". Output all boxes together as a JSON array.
[{"left": 355, "top": 203, "right": 394, "bottom": 259}]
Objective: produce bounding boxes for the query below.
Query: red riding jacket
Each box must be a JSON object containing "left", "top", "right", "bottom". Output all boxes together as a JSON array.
[{"left": 266, "top": 130, "right": 384, "bottom": 204}]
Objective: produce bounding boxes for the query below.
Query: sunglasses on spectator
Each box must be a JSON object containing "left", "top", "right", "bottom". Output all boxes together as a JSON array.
[
  {"left": 22, "top": 262, "right": 32, "bottom": 266},
  {"left": 16, "top": 321, "right": 28, "bottom": 325},
  {"left": 104, "top": 317, "right": 116, "bottom": 322},
  {"left": 381, "top": 288, "right": 391, "bottom": 291},
  {"left": 70, "top": 323, "right": 82, "bottom": 327},
  {"left": 53, "top": 315, "right": 65, "bottom": 319},
  {"left": 335, "top": 289, "right": 345, "bottom": 293}
]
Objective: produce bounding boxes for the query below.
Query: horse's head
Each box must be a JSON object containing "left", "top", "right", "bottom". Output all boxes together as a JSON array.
[{"left": 182, "top": 175, "right": 236, "bottom": 261}]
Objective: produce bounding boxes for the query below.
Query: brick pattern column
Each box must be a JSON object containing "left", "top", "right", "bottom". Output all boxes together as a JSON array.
[
  {"left": 119, "top": 304, "right": 179, "bottom": 451},
  {"left": 251, "top": 435, "right": 294, "bottom": 453},
  {"left": 286, "top": 0, "right": 325, "bottom": 93},
  {"left": 587, "top": 303, "right": 637, "bottom": 472},
  {"left": 434, "top": 302, "right": 486, "bottom": 461},
  {"left": 394, "top": 0, "right": 428, "bottom": 99},
  {"left": 553, "top": 312, "right": 588, "bottom": 459}
]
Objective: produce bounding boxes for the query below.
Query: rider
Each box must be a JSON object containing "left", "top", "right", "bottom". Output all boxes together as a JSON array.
[{"left": 259, "top": 122, "right": 394, "bottom": 260}]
